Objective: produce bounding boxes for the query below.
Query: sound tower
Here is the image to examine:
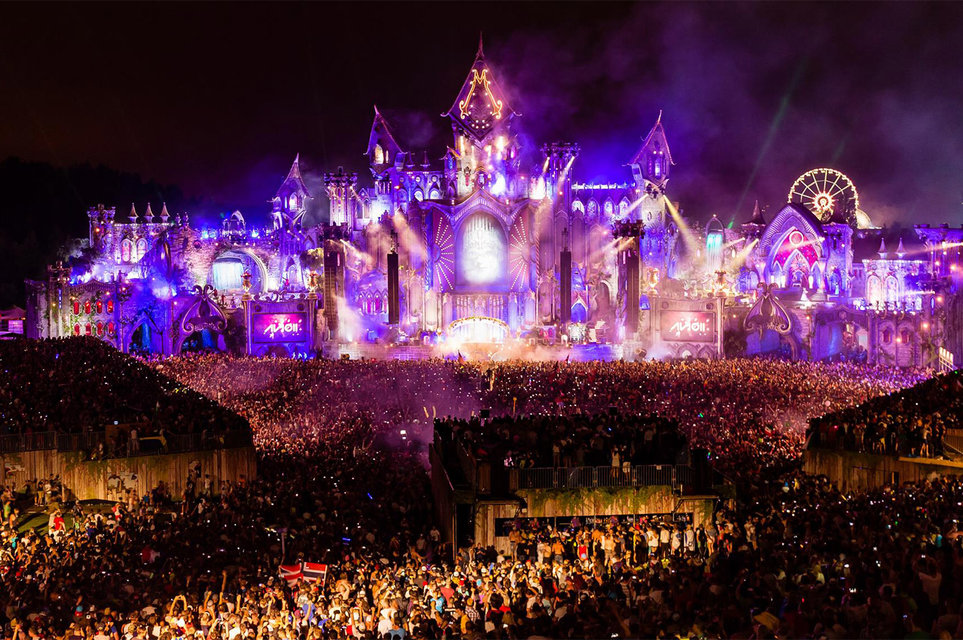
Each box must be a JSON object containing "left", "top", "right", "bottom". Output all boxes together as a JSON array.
[
  {"left": 387, "top": 251, "right": 400, "bottom": 325},
  {"left": 623, "top": 247, "right": 640, "bottom": 336},
  {"left": 323, "top": 242, "right": 344, "bottom": 339},
  {"left": 559, "top": 249, "right": 572, "bottom": 324}
]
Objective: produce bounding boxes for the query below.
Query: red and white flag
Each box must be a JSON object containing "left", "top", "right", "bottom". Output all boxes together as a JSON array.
[
  {"left": 279, "top": 564, "right": 303, "bottom": 586},
  {"left": 278, "top": 562, "right": 326, "bottom": 586},
  {"left": 301, "top": 562, "right": 327, "bottom": 584}
]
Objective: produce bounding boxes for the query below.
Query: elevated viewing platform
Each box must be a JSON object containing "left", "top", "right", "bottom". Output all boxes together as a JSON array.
[
  {"left": 804, "top": 371, "right": 963, "bottom": 489},
  {"left": 804, "top": 447, "right": 963, "bottom": 491},
  {"left": 430, "top": 413, "right": 720, "bottom": 549},
  {"left": 0, "top": 338, "right": 256, "bottom": 500}
]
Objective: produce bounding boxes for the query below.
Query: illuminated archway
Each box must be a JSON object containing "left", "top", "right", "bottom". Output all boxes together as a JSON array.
[
  {"left": 767, "top": 227, "right": 820, "bottom": 287},
  {"left": 448, "top": 316, "right": 509, "bottom": 344},
  {"left": 208, "top": 249, "right": 268, "bottom": 294},
  {"left": 180, "top": 330, "right": 225, "bottom": 354}
]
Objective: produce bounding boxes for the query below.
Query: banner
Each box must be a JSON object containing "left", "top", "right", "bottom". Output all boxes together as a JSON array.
[
  {"left": 252, "top": 313, "right": 308, "bottom": 344},
  {"left": 278, "top": 562, "right": 327, "bottom": 586},
  {"left": 301, "top": 562, "right": 327, "bottom": 584},
  {"left": 660, "top": 310, "right": 715, "bottom": 342}
]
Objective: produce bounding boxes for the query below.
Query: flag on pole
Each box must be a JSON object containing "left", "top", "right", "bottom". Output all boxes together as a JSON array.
[
  {"left": 301, "top": 562, "right": 327, "bottom": 584},
  {"left": 279, "top": 564, "right": 303, "bottom": 586},
  {"left": 279, "top": 562, "right": 326, "bottom": 586}
]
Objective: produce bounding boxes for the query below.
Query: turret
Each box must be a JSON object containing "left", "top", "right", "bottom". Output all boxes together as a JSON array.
[
  {"left": 629, "top": 113, "right": 675, "bottom": 227},
  {"left": 324, "top": 166, "right": 361, "bottom": 228},
  {"left": 539, "top": 142, "right": 580, "bottom": 205},
  {"left": 88, "top": 204, "right": 114, "bottom": 249},
  {"left": 629, "top": 112, "right": 673, "bottom": 195},
  {"left": 366, "top": 105, "right": 405, "bottom": 174},
  {"left": 275, "top": 154, "right": 311, "bottom": 229}
]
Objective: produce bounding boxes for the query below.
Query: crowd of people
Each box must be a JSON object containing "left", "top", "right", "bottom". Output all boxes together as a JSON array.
[
  {"left": 437, "top": 413, "right": 686, "bottom": 469},
  {"left": 152, "top": 355, "right": 926, "bottom": 476},
  {"left": 809, "top": 369, "right": 963, "bottom": 457},
  {"left": 0, "top": 338, "right": 248, "bottom": 443},
  {"left": 476, "top": 359, "right": 928, "bottom": 476},
  {"left": 2, "top": 344, "right": 956, "bottom": 639}
]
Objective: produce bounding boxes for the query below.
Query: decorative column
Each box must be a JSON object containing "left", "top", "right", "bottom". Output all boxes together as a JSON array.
[
  {"left": 307, "top": 271, "right": 320, "bottom": 352},
  {"left": 48, "top": 261, "right": 70, "bottom": 338},
  {"left": 242, "top": 271, "right": 253, "bottom": 355},
  {"left": 115, "top": 275, "right": 132, "bottom": 353}
]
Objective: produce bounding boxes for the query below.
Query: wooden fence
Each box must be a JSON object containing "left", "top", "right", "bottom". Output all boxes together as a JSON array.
[{"left": 1, "top": 446, "right": 257, "bottom": 502}]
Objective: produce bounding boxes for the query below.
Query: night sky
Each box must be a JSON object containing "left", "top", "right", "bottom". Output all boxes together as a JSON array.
[{"left": 2, "top": 2, "right": 963, "bottom": 227}]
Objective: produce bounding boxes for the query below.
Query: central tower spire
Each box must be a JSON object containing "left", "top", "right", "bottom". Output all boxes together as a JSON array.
[{"left": 442, "top": 38, "right": 518, "bottom": 143}]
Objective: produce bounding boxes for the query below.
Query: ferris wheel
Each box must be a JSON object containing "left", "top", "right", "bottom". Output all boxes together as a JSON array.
[{"left": 788, "top": 168, "right": 859, "bottom": 223}]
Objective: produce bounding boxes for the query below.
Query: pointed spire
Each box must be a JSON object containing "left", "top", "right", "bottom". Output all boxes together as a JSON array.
[
  {"left": 443, "top": 40, "right": 518, "bottom": 139},
  {"left": 630, "top": 112, "right": 674, "bottom": 187},
  {"left": 422, "top": 149, "right": 430, "bottom": 168},
  {"left": 878, "top": 237, "right": 887, "bottom": 257},
  {"left": 288, "top": 153, "right": 302, "bottom": 179},
  {"left": 477, "top": 32, "right": 484, "bottom": 59},
  {"left": 897, "top": 237, "right": 905, "bottom": 258},
  {"left": 367, "top": 106, "right": 405, "bottom": 159},
  {"left": 276, "top": 154, "right": 311, "bottom": 200},
  {"left": 129, "top": 203, "right": 138, "bottom": 223},
  {"left": 145, "top": 203, "right": 154, "bottom": 223},
  {"left": 160, "top": 202, "right": 170, "bottom": 223},
  {"left": 749, "top": 199, "right": 765, "bottom": 225}
]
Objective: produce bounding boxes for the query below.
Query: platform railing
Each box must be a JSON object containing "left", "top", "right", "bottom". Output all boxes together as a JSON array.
[
  {"left": 0, "top": 428, "right": 251, "bottom": 457},
  {"left": 0, "top": 430, "right": 58, "bottom": 454},
  {"left": 509, "top": 464, "right": 692, "bottom": 491}
]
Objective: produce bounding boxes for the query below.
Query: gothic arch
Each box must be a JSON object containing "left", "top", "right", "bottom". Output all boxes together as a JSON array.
[
  {"left": 866, "top": 274, "right": 882, "bottom": 306},
  {"left": 586, "top": 200, "right": 599, "bottom": 222},
  {"left": 208, "top": 248, "right": 269, "bottom": 294},
  {"left": 618, "top": 197, "right": 631, "bottom": 219},
  {"left": 885, "top": 275, "right": 899, "bottom": 303},
  {"left": 758, "top": 203, "right": 824, "bottom": 257}
]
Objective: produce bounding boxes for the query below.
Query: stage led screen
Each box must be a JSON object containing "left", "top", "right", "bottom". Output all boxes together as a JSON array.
[
  {"left": 252, "top": 312, "right": 307, "bottom": 343},
  {"left": 459, "top": 215, "right": 506, "bottom": 286},
  {"left": 660, "top": 310, "right": 715, "bottom": 342},
  {"left": 212, "top": 258, "right": 244, "bottom": 291}
]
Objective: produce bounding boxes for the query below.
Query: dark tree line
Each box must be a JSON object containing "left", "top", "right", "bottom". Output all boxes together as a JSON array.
[{"left": 0, "top": 157, "right": 197, "bottom": 307}]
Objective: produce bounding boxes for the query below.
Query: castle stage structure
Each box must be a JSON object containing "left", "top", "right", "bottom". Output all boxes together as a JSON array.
[{"left": 25, "top": 42, "right": 963, "bottom": 368}]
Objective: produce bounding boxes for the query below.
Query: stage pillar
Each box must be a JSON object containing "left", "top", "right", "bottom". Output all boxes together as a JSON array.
[
  {"left": 323, "top": 240, "right": 344, "bottom": 341},
  {"left": 387, "top": 251, "right": 400, "bottom": 325},
  {"left": 560, "top": 249, "right": 572, "bottom": 325},
  {"left": 620, "top": 245, "right": 640, "bottom": 337}
]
